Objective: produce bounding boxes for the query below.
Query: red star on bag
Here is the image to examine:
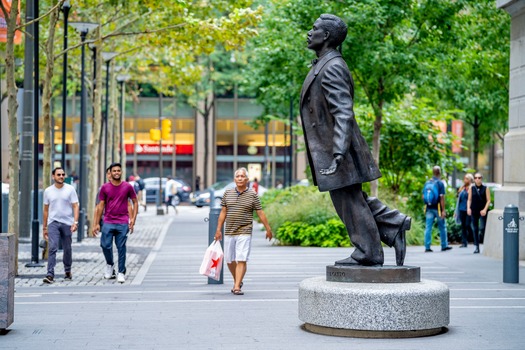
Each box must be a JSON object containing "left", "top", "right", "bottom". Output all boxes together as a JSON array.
[{"left": 211, "top": 258, "right": 220, "bottom": 268}]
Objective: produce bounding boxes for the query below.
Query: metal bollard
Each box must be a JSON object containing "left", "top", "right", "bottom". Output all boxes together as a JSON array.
[
  {"left": 500, "top": 205, "right": 523, "bottom": 283},
  {"left": 207, "top": 206, "right": 224, "bottom": 284}
]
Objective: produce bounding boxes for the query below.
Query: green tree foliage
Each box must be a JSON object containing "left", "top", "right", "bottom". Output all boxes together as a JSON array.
[
  {"left": 246, "top": 0, "right": 465, "bottom": 196},
  {"left": 429, "top": 0, "right": 510, "bottom": 170},
  {"left": 377, "top": 97, "right": 460, "bottom": 195}
]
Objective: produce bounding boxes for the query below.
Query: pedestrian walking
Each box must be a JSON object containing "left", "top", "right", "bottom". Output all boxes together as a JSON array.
[
  {"left": 134, "top": 173, "right": 147, "bottom": 211},
  {"left": 93, "top": 163, "right": 139, "bottom": 283},
  {"left": 42, "top": 167, "right": 79, "bottom": 284},
  {"left": 467, "top": 172, "right": 491, "bottom": 254},
  {"left": 455, "top": 173, "right": 474, "bottom": 248},
  {"left": 214, "top": 167, "right": 273, "bottom": 295},
  {"left": 165, "top": 175, "right": 179, "bottom": 214},
  {"left": 423, "top": 166, "right": 452, "bottom": 252}
]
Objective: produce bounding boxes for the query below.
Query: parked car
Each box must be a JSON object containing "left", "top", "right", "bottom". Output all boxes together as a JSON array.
[
  {"left": 191, "top": 181, "right": 267, "bottom": 208},
  {"left": 143, "top": 177, "right": 191, "bottom": 205}
]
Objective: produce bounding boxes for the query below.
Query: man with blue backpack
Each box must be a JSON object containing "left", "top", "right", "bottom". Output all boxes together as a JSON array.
[{"left": 423, "top": 166, "right": 452, "bottom": 252}]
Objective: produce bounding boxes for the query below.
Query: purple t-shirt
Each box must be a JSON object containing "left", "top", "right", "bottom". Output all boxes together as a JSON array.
[{"left": 99, "top": 181, "right": 136, "bottom": 224}]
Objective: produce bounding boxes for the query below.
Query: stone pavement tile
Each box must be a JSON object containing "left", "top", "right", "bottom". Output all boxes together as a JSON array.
[{"left": 15, "top": 207, "right": 172, "bottom": 288}]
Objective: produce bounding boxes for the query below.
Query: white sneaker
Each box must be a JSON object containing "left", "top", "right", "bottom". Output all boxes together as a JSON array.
[
  {"left": 104, "top": 264, "right": 116, "bottom": 279},
  {"left": 117, "top": 272, "right": 126, "bottom": 283}
]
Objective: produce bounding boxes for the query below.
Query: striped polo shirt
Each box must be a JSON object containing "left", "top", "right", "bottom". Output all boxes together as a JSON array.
[{"left": 221, "top": 187, "right": 262, "bottom": 235}]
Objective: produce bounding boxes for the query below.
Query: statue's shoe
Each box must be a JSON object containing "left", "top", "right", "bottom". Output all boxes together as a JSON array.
[{"left": 334, "top": 256, "right": 360, "bottom": 265}]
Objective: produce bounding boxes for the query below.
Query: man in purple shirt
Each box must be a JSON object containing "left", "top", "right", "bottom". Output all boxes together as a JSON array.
[{"left": 93, "top": 163, "right": 138, "bottom": 283}]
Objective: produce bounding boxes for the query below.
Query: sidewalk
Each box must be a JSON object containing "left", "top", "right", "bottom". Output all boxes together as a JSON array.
[
  {"left": 4, "top": 205, "right": 525, "bottom": 350},
  {"left": 15, "top": 204, "right": 173, "bottom": 287}
]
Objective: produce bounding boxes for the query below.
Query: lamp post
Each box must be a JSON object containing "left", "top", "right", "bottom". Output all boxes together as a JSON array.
[
  {"left": 116, "top": 74, "right": 130, "bottom": 166},
  {"left": 157, "top": 92, "right": 164, "bottom": 216},
  {"left": 101, "top": 52, "right": 118, "bottom": 172},
  {"left": 69, "top": 21, "right": 98, "bottom": 242},
  {"left": 60, "top": 0, "right": 71, "bottom": 170}
]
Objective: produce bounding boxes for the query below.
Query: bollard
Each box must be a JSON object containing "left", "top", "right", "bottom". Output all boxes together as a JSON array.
[
  {"left": 207, "top": 206, "right": 224, "bottom": 284},
  {"left": 502, "top": 205, "right": 522, "bottom": 283}
]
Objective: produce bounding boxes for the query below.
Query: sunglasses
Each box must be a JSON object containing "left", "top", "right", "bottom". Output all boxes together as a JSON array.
[
  {"left": 56, "top": 174, "right": 66, "bottom": 177},
  {"left": 474, "top": 176, "right": 482, "bottom": 179}
]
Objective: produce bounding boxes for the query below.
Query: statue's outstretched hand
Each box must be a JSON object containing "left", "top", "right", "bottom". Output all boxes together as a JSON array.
[{"left": 320, "top": 155, "right": 343, "bottom": 175}]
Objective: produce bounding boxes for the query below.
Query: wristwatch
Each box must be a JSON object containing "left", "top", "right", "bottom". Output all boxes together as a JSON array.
[{"left": 74, "top": 221, "right": 79, "bottom": 224}]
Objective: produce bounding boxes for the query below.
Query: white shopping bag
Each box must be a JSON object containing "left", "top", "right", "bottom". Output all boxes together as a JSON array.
[{"left": 199, "top": 240, "right": 224, "bottom": 281}]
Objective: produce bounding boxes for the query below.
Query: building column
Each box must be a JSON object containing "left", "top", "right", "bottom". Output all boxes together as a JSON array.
[{"left": 485, "top": 0, "right": 525, "bottom": 259}]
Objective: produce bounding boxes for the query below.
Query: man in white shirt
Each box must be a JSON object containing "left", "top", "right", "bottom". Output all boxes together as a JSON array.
[
  {"left": 43, "top": 167, "right": 79, "bottom": 284},
  {"left": 164, "top": 175, "right": 178, "bottom": 214}
]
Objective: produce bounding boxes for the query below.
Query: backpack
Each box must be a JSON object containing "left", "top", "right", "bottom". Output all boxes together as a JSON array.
[
  {"left": 136, "top": 178, "right": 145, "bottom": 191},
  {"left": 423, "top": 179, "right": 440, "bottom": 206},
  {"left": 132, "top": 182, "right": 140, "bottom": 194}
]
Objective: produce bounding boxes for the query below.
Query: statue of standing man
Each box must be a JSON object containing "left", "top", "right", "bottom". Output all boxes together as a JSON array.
[{"left": 300, "top": 14, "right": 411, "bottom": 266}]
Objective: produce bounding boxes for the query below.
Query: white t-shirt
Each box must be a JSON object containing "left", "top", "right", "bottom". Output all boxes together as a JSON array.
[
  {"left": 165, "top": 179, "right": 177, "bottom": 201},
  {"left": 43, "top": 183, "right": 79, "bottom": 225}
]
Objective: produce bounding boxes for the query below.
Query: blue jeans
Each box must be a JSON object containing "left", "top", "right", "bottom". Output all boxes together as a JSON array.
[
  {"left": 100, "top": 223, "right": 128, "bottom": 273},
  {"left": 47, "top": 221, "right": 72, "bottom": 277},
  {"left": 424, "top": 208, "right": 448, "bottom": 249}
]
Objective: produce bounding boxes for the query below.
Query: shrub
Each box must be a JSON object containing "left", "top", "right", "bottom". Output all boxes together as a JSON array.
[
  {"left": 263, "top": 185, "right": 426, "bottom": 247},
  {"left": 276, "top": 219, "right": 350, "bottom": 247}
]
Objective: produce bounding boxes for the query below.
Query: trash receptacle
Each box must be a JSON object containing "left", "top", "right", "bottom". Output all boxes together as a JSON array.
[{"left": 0, "top": 232, "right": 15, "bottom": 330}]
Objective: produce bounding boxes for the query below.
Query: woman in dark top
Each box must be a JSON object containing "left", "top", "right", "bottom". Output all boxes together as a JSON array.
[
  {"left": 467, "top": 172, "right": 491, "bottom": 254},
  {"left": 456, "top": 173, "right": 474, "bottom": 248}
]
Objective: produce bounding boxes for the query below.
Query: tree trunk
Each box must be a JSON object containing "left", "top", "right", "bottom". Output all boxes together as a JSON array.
[
  {"left": 87, "top": 30, "right": 102, "bottom": 237},
  {"left": 4, "top": 0, "right": 20, "bottom": 273},
  {"left": 370, "top": 100, "right": 384, "bottom": 197},
  {"left": 41, "top": 4, "right": 61, "bottom": 189}
]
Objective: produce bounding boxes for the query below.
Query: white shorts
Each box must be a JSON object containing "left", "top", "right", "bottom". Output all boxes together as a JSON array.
[{"left": 224, "top": 234, "right": 252, "bottom": 263}]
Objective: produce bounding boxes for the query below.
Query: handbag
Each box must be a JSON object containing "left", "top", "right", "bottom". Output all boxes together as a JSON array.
[{"left": 199, "top": 240, "right": 224, "bottom": 281}]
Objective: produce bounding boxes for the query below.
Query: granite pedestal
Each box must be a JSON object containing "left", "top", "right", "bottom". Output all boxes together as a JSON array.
[
  {"left": 299, "top": 265, "right": 449, "bottom": 338},
  {"left": 0, "top": 232, "right": 15, "bottom": 331}
]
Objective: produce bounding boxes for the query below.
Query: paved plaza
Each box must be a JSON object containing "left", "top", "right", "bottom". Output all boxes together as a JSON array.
[{"left": 2, "top": 205, "right": 525, "bottom": 349}]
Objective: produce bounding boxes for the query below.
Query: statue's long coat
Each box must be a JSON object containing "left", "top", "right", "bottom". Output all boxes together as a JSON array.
[{"left": 300, "top": 50, "right": 381, "bottom": 192}]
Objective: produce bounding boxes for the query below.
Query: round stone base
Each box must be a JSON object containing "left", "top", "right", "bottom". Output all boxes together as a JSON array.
[
  {"left": 299, "top": 276, "right": 449, "bottom": 338},
  {"left": 303, "top": 323, "right": 446, "bottom": 339}
]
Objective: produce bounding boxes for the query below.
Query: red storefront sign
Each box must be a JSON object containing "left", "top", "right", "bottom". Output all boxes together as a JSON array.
[{"left": 125, "top": 144, "right": 194, "bottom": 155}]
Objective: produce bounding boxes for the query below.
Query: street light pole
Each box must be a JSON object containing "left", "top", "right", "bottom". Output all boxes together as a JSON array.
[
  {"left": 157, "top": 93, "right": 164, "bottom": 215},
  {"left": 70, "top": 22, "right": 98, "bottom": 242},
  {"left": 60, "top": 0, "right": 71, "bottom": 170},
  {"left": 29, "top": 0, "right": 43, "bottom": 267},
  {"left": 116, "top": 74, "right": 130, "bottom": 166},
  {"left": 101, "top": 52, "right": 118, "bottom": 172},
  {"left": 20, "top": 0, "right": 35, "bottom": 242}
]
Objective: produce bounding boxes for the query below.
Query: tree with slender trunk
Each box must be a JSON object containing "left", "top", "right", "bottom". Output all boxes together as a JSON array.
[{"left": 0, "top": 0, "right": 21, "bottom": 271}]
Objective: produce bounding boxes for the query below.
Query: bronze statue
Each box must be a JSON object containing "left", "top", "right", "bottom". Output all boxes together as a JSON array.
[{"left": 300, "top": 14, "right": 411, "bottom": 266}]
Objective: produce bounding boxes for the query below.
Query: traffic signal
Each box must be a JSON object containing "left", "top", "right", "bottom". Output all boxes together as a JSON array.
[
  {"left": 161, "top": 119, "right": 172, "bottom": 140},
  {"left": 149, "top": 128, "right": 160, "bottom": 141}
]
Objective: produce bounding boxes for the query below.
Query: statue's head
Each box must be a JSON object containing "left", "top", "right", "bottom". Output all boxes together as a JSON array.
[{"left": 320, "top": 14, "right": 347, "bottom": 47}]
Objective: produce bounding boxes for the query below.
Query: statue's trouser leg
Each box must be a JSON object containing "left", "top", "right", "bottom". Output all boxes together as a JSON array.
[
  {"left": 329, "top": 184, "right": 384, "bottom": 265},
  {"left": 363, "top": 193, "right": 406, "bottom": 247}
]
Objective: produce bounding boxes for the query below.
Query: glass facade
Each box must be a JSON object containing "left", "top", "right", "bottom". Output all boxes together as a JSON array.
[{"left": 48, "top": 95, "right": 297, "bottom": 189}]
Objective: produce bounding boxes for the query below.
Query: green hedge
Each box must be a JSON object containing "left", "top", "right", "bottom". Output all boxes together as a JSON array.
[{"left": 261, "top": 185, "right": 425, "bottom": 247}]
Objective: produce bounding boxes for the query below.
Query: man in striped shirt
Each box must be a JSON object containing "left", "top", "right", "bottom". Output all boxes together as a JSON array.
[{"left": 214, "top": 167, "right": 273, "bottom": 295}]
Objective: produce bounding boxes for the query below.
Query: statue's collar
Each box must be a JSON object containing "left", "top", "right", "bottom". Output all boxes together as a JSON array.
[{"left": 313, "top": 49, "right": 341, "bottom": 75}]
